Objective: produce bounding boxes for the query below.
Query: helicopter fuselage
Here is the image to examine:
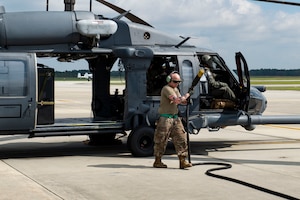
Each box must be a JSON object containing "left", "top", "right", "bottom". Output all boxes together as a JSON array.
[{"left": 0, "top": 2, "right": 298, "bottom": 157}]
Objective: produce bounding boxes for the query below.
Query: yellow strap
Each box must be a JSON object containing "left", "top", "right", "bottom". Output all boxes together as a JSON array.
[{"left": 37, "top": 101, "right": 55, "bottom": 106}]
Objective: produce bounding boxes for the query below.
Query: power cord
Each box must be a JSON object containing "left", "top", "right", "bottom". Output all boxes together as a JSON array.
[
  {"left": 184, "top": 87, "right": 299, "bottom": 200},
  {"left": 191, "top": 161, "right": 299, "bottom": 200}
]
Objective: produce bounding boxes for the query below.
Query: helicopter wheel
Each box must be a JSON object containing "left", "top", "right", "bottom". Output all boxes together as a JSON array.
[
  {"left": 127, "top": 126, "right": 154, "bottom": 157},
  {"left": 88, "top": 133, "right": 118, "bottom": 145}
]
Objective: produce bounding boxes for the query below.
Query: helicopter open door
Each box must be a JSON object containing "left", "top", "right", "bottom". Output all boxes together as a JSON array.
[
  {"left": 235, "top": 52, "right": 250, "bottom": 112},
  {"left": 0, "top": 53, "right": 37, "bottom": 133}
]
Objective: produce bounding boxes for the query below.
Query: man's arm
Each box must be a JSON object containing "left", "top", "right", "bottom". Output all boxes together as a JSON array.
[
  {"left": 169, "top": 92, "right": 191, "bottom": 105},
  {"left": 207, "top": 70, "right": 228, "bottom": 88}
]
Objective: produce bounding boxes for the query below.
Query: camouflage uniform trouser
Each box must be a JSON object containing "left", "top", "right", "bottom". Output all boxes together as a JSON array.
[
  {"left": 211, "top": 86, "right": 236, "bottom": 101},
  {"left": 153, "top": 117, "right": 188, "bottom": 157}
]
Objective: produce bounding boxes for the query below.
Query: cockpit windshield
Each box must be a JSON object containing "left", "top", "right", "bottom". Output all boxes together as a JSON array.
[{"left": 198, "top": 54, "right": 226, "bottom": 71}]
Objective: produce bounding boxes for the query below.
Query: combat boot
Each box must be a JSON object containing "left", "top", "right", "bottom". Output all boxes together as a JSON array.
[
  {"left": 178, "top": 155, "right": 192, "bottom": 169},
  {"left": 153, "top": 156, "right": 167, "bottom": 168}
]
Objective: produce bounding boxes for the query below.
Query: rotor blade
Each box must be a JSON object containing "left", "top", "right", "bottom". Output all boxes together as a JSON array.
[
  {"left": 95, "top": 0, "right": 153, "bottom": 27},
  {"left": 253, "top": 0, "right": 300, "bottom": 6}
]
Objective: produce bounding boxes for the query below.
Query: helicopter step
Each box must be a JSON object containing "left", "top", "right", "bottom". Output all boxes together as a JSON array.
[{"left": 29, "top": 120, "right": 124, "bottom": 138}]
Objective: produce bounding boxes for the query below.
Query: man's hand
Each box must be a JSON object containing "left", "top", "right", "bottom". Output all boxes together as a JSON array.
[
  {"left": 169, "top": 95, "right": 181, "bottom": 104},
  {"left": 188, "top": 88, "right": 194, "bottom": 96}
]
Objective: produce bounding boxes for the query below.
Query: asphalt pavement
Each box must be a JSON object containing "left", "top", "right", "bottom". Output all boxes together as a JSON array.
[{"left": 0, "top": 82, "right": 299, "bottom": 200}]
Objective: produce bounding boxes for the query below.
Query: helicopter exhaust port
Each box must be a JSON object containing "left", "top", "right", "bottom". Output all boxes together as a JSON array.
[{"left": 76, "top": 19, "right": 118, "bottom": 37}]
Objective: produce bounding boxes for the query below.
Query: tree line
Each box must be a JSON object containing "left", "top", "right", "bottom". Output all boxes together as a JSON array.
[{"left": 249, "top": 69, "right": 300, "bottom": 76}]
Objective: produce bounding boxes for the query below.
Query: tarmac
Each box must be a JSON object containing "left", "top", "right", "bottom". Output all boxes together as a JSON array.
[{"left": 0, "top": 81, "right": 299, "bottom": 200}]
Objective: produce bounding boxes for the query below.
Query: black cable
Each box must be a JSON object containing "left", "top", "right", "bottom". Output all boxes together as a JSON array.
[
  {"left": 192, "top": 162, "right": 299, "bottom": 200},
  {"left": 185, "top": 80, "right": 299, "bottom": 200}
]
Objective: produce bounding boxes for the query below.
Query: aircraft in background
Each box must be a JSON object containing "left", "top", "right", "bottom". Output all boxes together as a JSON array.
[{"left": 77, "top": 72, "right": 92, "bottom": 81}]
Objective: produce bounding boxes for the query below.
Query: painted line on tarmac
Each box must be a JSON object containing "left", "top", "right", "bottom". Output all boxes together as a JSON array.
[{"left": 264, "top": 124, "right": 300, "bottom": 131}]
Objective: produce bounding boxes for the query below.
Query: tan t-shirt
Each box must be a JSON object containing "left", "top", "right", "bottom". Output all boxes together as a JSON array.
[{"left": 158, "top": 85, "right": 181, "bottom": 115}]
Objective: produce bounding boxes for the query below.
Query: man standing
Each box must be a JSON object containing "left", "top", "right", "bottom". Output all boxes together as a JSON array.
[{"left": 153, "top": 71, "right": 192, "bottom": 169}]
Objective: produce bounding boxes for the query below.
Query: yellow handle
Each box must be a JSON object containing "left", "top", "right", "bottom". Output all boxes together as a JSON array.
[{"left": 197, "top": 68, "right": 205, "bottom": 77}]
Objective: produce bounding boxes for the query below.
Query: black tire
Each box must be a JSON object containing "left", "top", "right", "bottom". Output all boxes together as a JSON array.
[
  {"left": 88, "top": 133, "right": 117, "bottom": 145},
  {"left": 127, "top": 126, "right": 154, "bottom": 157}
]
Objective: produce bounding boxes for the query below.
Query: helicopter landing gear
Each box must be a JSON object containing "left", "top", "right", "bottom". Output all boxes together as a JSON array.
[
  {"left": 127, "top": 126, "right": 154, "bottom": 157},
  {"left": 88, "top": 133, "right": 118, "bottom": 145}
]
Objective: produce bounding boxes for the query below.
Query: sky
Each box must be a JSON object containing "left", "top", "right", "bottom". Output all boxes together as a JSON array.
[{"left": 0, "top": 0, "right": 300, "bottom": 71}]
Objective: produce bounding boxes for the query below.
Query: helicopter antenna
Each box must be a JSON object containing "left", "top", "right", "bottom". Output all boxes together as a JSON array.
[
  {"left": 175, "top": 37, "right": 191, "bottom": 48},
  {"left": 253, "top": 0, "right": 300, "bottom": 6},
  {"left": 114, "top": 10, "right": 132, "bottom": 20},
  {"left": 95, "top": 0, "right": 153, "bottom": 27},
  {"left": 46, "top": 0, "right": 49, "bottom": 11}
]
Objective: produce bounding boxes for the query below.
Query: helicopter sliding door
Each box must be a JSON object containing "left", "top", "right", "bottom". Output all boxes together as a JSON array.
[
  {"left": 235, "top": 52, "right": 250, "bottom": 111},
  {"left": 177, "top": 55, "right": 201, "bottom": 112},
  {"left": 0, "top": 53, "right": 37, "bottom": 133}
]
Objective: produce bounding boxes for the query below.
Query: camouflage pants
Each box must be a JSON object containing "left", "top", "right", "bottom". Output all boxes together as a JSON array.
[
  {"left": 211, "top": 86, "right": 236, "bottom": 101},
  {"left": 153, "top": 117, "right": 188, "bottom": 157}
]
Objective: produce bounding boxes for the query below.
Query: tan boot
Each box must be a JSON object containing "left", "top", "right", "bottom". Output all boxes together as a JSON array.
[
  {"left": 153, "top": 156, "right": 167, "bottom": 168},
  {"left": 178, "top": 156, "right": 192, "bottom": 169}
]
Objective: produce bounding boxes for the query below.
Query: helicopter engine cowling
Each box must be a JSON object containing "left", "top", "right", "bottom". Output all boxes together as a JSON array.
[{"left": 0, "top": 8, "right": 117, "bottom": 49}]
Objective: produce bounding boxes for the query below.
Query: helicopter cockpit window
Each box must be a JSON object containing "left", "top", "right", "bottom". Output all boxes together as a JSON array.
[
  {"left": 147, "top": 56, "right": 178, "bottom": 96},
  {"left": 181, "top": 60, "right": 193, "bottom": 94},
  {"left": 0, "top": 60, "right": 27, "bottom": 96},
  {"left": 213, "top": 56, "right": 227, "bottom": 71},
  {"left": 198, "top": 54, "right": 232, "bottom": 84},
  {"left": 199, "top": 55, "right": 225, "bottom": 71}
]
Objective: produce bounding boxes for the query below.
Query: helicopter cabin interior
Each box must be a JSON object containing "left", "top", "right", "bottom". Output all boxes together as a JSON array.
[{"left": 145, "top": 53, "right": 239, "bottom": 110}]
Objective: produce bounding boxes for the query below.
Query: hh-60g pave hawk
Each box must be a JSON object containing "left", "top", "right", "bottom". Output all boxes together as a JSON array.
[{"left": 0, "top": 0, "right": 300, "bottom": 157}]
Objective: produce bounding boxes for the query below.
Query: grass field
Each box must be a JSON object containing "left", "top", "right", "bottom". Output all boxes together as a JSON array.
[
  {"left": 56, "top": 76, "right": 300, "bottom": 90},
  {"left": 251, "top": 76, "right": 300, "bottom": 91}
]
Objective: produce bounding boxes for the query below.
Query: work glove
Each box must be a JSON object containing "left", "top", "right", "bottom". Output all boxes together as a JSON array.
[{"left": 188, "top": 88, "right": 194, "bottom": 96}]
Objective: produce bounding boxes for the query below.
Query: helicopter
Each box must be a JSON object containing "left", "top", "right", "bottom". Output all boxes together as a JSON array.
[{"left": 0, "top": 0, "right": 300, "bottom": 157}]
